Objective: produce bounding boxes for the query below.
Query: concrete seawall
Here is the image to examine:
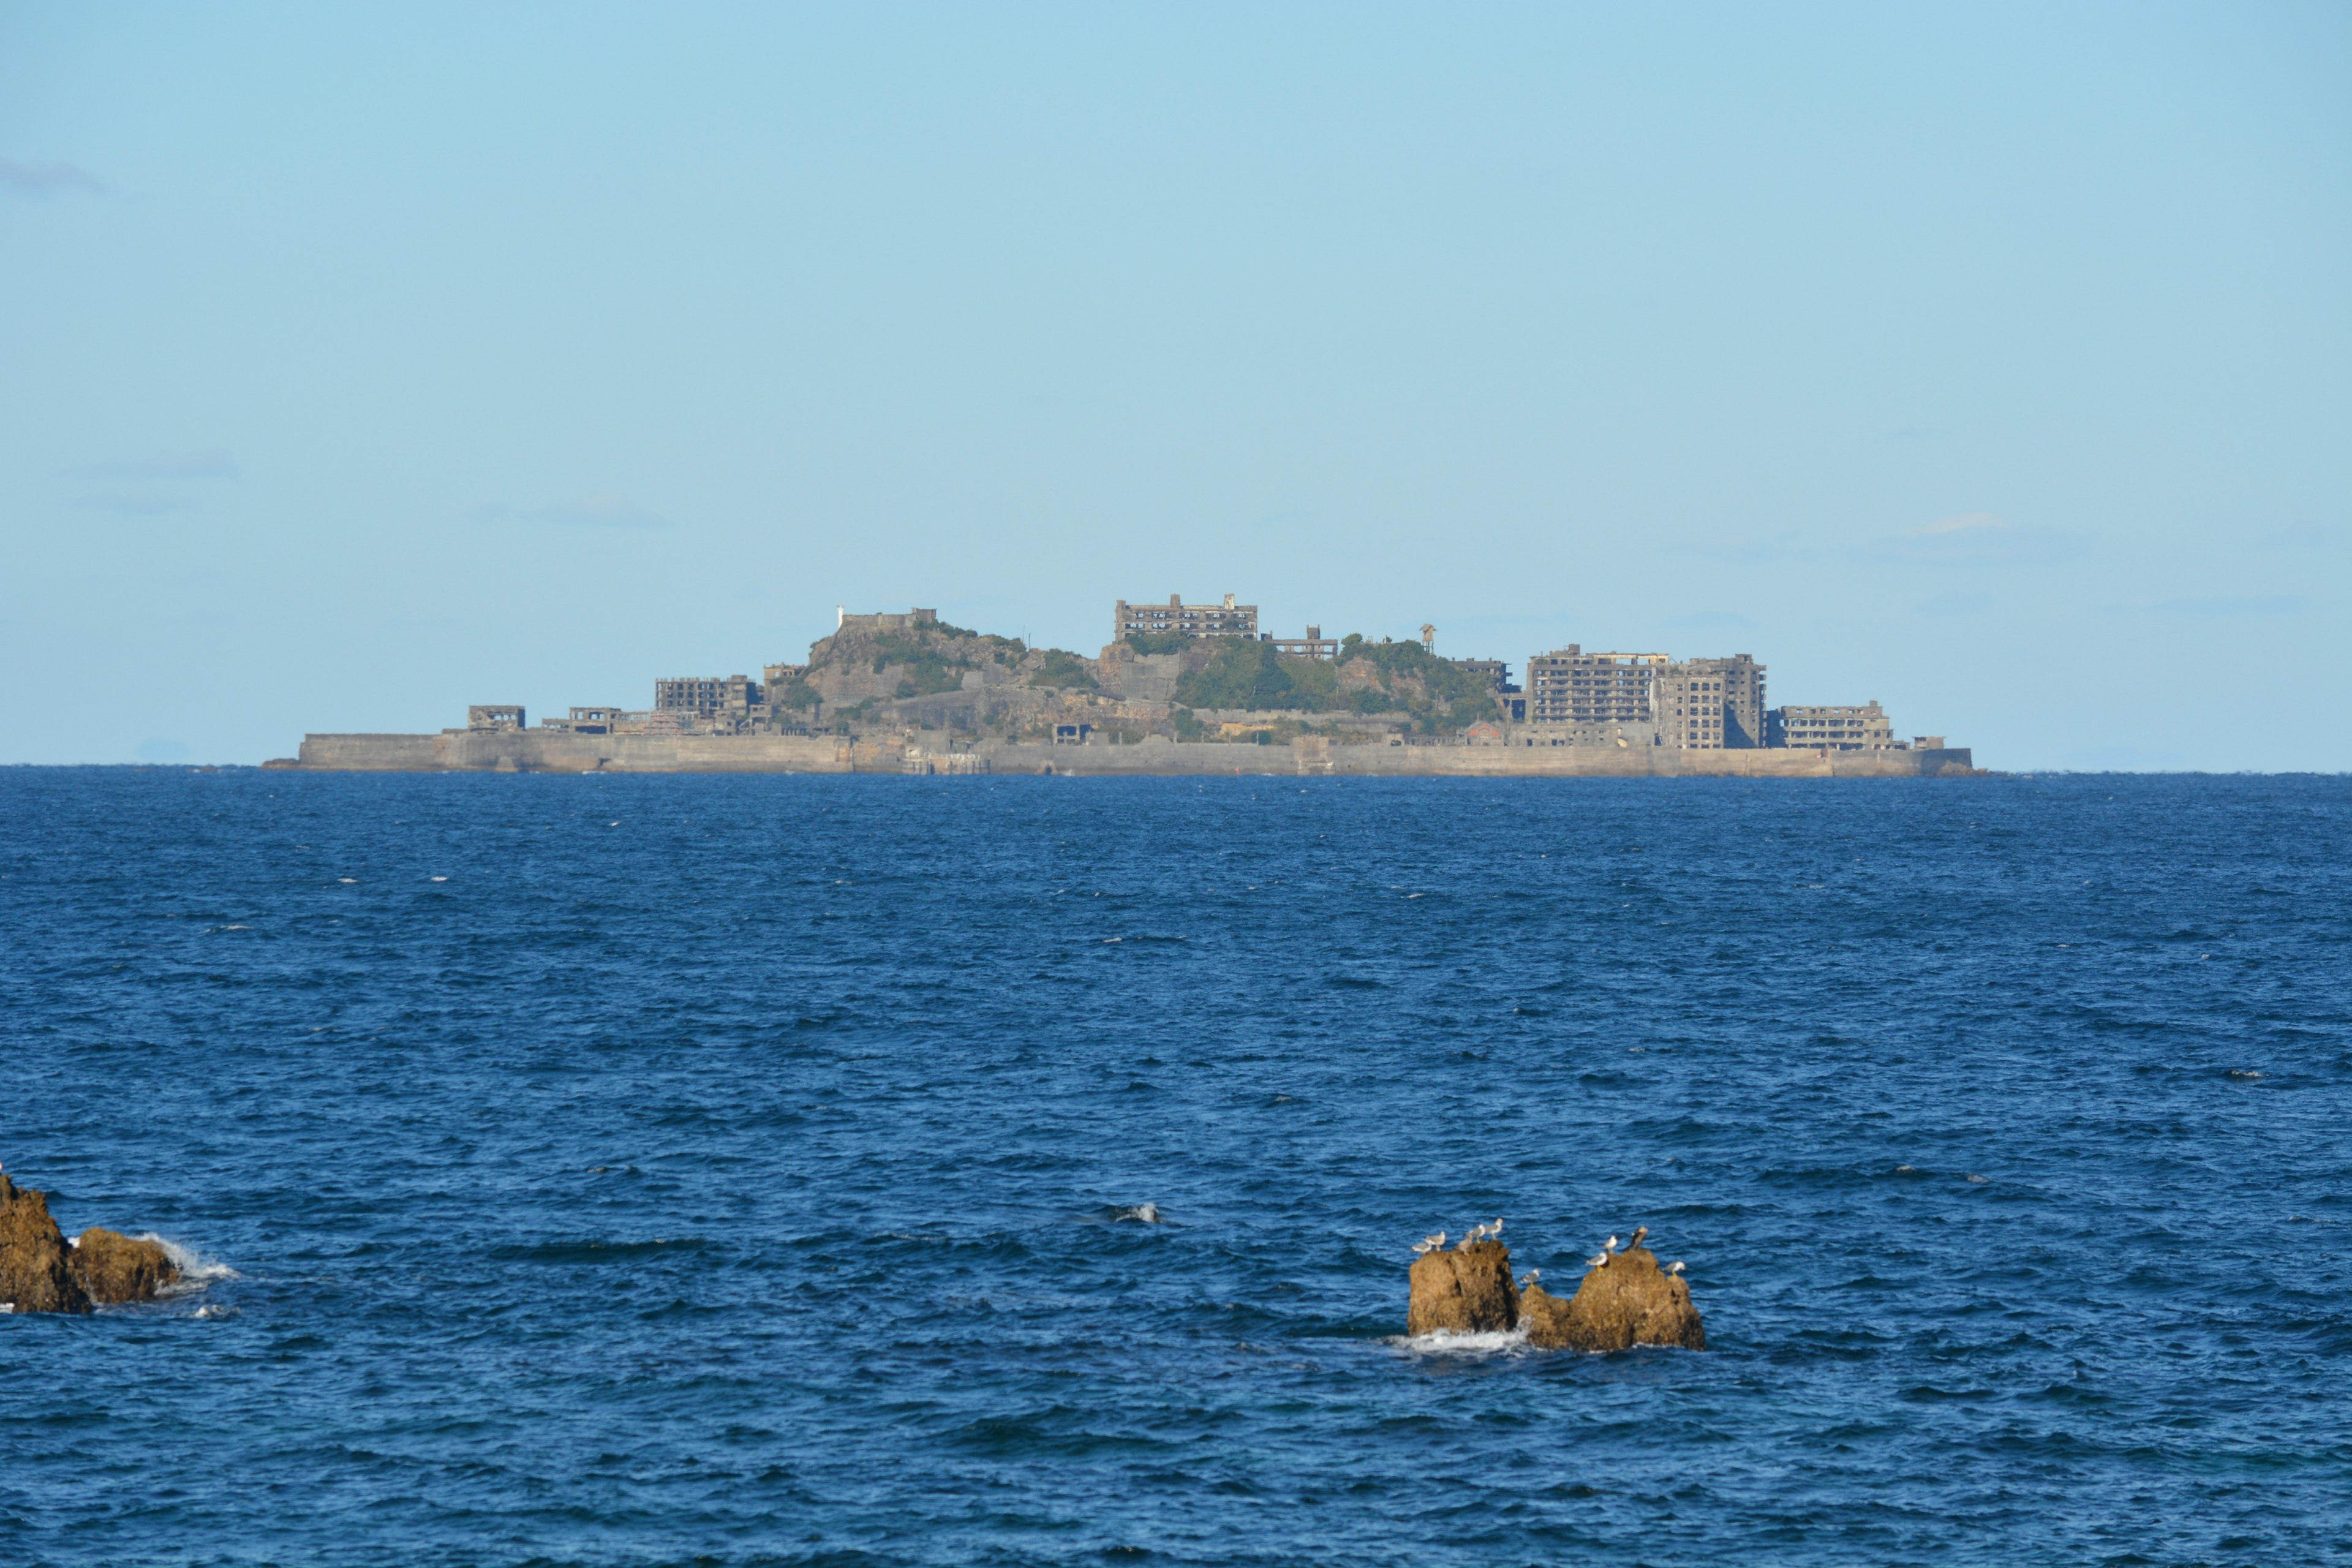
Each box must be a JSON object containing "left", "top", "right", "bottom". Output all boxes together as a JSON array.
[
  {"left": 282, "top": 731, "right": 1975, "bottom": 778},
  {"left": 287, "top": 731, "right": 856, "bottom": 772}
]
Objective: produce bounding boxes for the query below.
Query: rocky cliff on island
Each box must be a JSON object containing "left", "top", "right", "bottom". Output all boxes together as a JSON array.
[
  {"left": 1520, "top": 1243, "right": 1705, "bottom": 1352},
  {"left": 0, "top": 1174, "right": 183, "bottom": 1313}
]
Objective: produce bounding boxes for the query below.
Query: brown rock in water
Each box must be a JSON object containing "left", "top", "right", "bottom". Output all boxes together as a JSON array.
[
  {"left": 1407, "top": 1240, "right": 1519, "bottom": 1335},
  {"left": 0, "top": 1173, "right": 92, "bottom": 1314},
  {"left": 1522, "top": 1245, "right": 1705, "bottom": 1352},
  {"left": 70, "top": 1227, "right": 180, "bottom": 1305}
]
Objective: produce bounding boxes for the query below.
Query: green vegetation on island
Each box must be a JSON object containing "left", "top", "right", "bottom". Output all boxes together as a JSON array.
[
  {"left": 750, "top": 611, "right": 1505, "bottom": 746},
  {"left": 1170, "top": 633, "right": 1498, "bottom": 728}
]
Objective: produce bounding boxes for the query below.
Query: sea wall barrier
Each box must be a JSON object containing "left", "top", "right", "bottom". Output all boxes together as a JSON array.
[{"left": 279, "top": 731, "right": 1975, "bottom": 778}]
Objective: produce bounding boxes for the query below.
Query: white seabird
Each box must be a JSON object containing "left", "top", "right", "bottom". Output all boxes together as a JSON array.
[
  {"left": 1668, "top": 1261, "right": 1685, "bottom": 1276},
  {"left": 1583, "top": 1251, "right": 1610, "bottom": 1268}
]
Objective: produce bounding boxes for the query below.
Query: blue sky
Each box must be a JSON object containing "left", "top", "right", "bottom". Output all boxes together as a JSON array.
[{"left": 2, "top": 2, "right": 2346, "bottom": 769}]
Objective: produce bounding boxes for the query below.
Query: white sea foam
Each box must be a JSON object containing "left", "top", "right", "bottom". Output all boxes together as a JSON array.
[
  {"left": 1113, "top": 1202, "right": 1164, "bottom": 1223},
  {"left": 151, "top": 1236, "right": 239, "bottom": 1294},
  {"left": 1398, "top": 1324, "right": 1531, "bottom": 1356}
]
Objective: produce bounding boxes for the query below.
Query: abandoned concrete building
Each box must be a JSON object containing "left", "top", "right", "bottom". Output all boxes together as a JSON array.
[
  {"left": 1767, "top": 702, "right": 1898, "bottom": 750},
  {"left": 1653, "top": 654, "right": 1768, "bottom": 750},
  {"left": 654, "top": 675, "right": 759, "bottom": 716},
  {"left": 1268, "top": 625, "right": 1340, "bottom": 658},
  {"left": 838, "top": 608, "right": 937, "bottom": 635},
  {"left": 1114, "top": 594, "right": 1259, "bottom": 642},
  {"left": 537, "top": 706, "right": 627, "bottom": 734},
  {"left": 1525, "top": 648, "right": 1671, "bottom": 728}
]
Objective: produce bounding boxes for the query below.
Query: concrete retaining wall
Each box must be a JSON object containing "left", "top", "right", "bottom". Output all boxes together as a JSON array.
[
  {"left": 292, "top": 731, "right": 854, "bottom": 772},
  {"left": 285, "top": 731, "right": 1973, "bottom": 778}
]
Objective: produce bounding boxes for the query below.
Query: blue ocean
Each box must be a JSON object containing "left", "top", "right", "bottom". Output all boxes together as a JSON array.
[{"left": 2, "top": 769, "right": 2346, "bottom": 1567}]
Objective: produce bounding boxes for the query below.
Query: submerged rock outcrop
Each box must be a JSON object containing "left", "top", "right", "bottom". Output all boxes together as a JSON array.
[
  {"left": 0, "top": 1173, "right": 91, "bottom": 1314},
  {"left": 70, "top": 1227, "right": 180, "bottom": 1304},
  {"left": 1407, "top": 1239, "right": 1520, "bottom": 1335},
  {"left": 1520, "top": 1244, "right": 1705, "bottom": 1352}
]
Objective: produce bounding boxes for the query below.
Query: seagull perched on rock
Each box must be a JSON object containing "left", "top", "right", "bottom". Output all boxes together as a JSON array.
[
  {"left": 1602, "top": 1235, "right": 1621, "bottom": 1254},
  {"left": 1412, "top": 1234, "right": 1443, "bottom": 1256},
  {"left": 1667, "top": 1261, "right": 1686, "bottom": 1277},
  {"left": 1523, "top": 1268, "right": 1540, "bottom": 1290},
  {"left": 1583, "top": 1250, "right": 1610, "bottom": 1268}
]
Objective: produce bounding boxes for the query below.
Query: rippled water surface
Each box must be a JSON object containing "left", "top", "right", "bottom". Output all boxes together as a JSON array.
[{"left": 3, "top": 769, "right": 2348, "bottom": 1567}]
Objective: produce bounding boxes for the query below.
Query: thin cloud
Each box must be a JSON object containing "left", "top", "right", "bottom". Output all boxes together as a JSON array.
[
  {"left": 481, "top": 498, "right": 669, "bottom": 530},
  {"left": 70, "top": 451, "right": 238, "bottom": 482},
  {"left": 0, "top": 159, "right": 105, "bottom": 197},
  {"left": 1907, "top": 511, "right": 2005, "bottom": 537},
  {"left": 1860, "top": 512, "right": 2060, "bottom": 567},
  {"left": 2157, "top": 595, "right": 2306, "bottom": 617}
]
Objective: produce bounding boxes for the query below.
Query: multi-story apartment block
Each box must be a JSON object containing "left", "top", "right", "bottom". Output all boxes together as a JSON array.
[
  {"left": 1768, "top": 701, "right": 1896, "bottom": 750},
  {"left": 654, "top": 675, "right": 758, "bottom": 715},
  {"left": 1114, "top": 594, "right": 1259, "bottom": 642},
  {"left": 1656, "top": 655, "right": 1767, "bottom": 750},
  {"left": 1525, "top": 647, "right": 1670, "bottom": 726},
  {"left": 1523, "top": 647, "right": 1770, "bottom": 749}
]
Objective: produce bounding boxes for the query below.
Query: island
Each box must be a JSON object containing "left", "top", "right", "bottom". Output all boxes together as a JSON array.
[{"left": 273, "top": 595, "right": 1975, "bottom": 778}]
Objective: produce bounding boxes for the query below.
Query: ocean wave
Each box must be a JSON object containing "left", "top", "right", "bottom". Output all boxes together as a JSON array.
[
  {"left": 156, "top": 1237, "right": 239, "bottom": 1292},
  {"left": 1395, "top": 1324, "right": 1531, "bottom": 1357}
]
